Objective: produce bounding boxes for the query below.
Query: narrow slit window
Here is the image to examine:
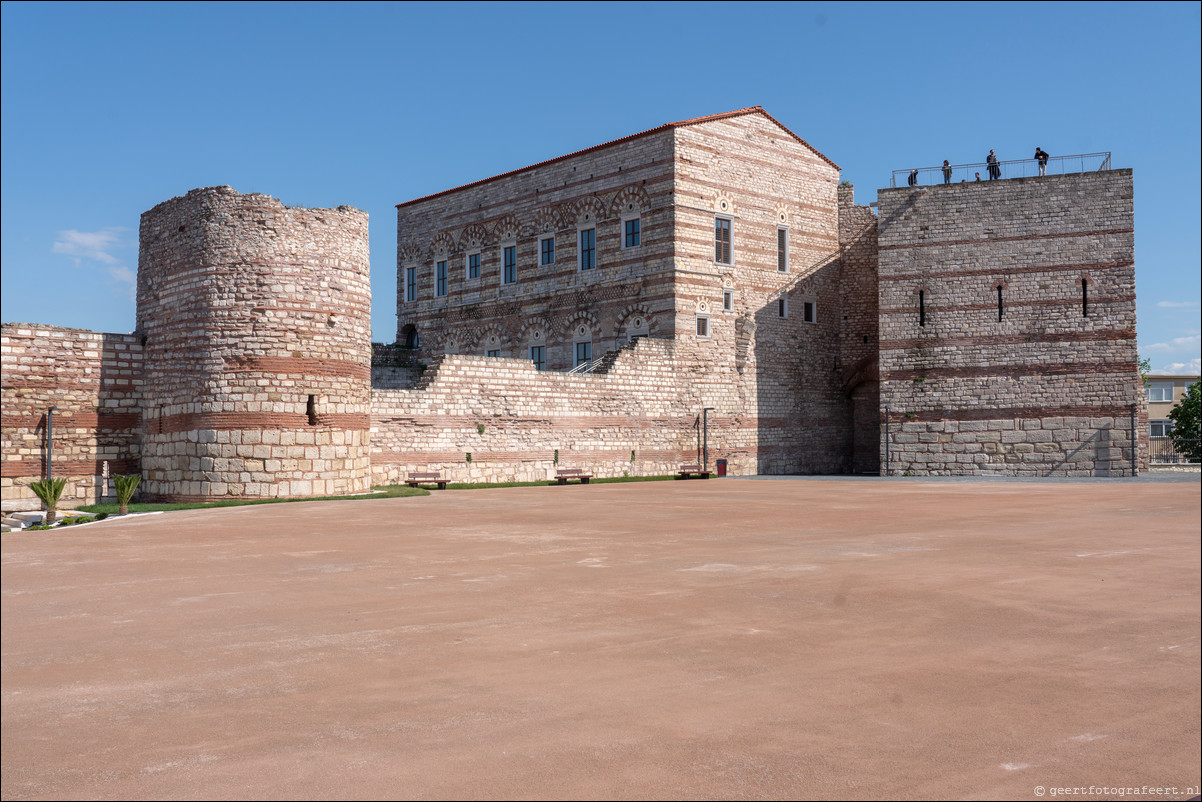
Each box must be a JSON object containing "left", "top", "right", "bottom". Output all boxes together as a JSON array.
[
  {"left": 1082, "top": 278, "right": 1089, "bottom": 317},
  {"left": 997, "top": 285, "right": 1004, "bottom": 322},
  {"left": 919, "top": 290, "right": 926, "bottom": 327},
  {"left": 306, "top": 395, "right": 318, "bottom": 426}
]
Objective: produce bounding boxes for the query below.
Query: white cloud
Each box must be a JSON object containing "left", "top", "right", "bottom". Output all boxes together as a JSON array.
[
  {"left": 52, "top": 227, "right": 129, "bottom": 265},
  {"left": 1143, "top": 335, "right": 1202, "bottom": 353},
  {"left": 52, "top": 227, "right": 136, "bottom": 299},
  {"left": 1150, "top": 358, "right": 1201, "bottom": 375},
  {"left": 1156, "top": 300, "right": 1200, "bottom": 308}
]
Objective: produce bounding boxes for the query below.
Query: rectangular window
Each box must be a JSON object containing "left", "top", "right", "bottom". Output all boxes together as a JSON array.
[
  {"left": 778, "top": 298, "right": 787, "bottom": 318},
  {"left": 539, "top": 235, "right": 555, "bottom": 266},
  {"left": 803, "top": 300, "right": 816, "bottom": 323},
  {"left": 624, "top": 218, "right": 641, "bottom": 248},
  {"left": 1082, "top": 278, "right": 1089, "bottom": 317},
  {"left": 919, "top": 290, "right": 926, "bottom": 327},
  {"left": 714, "top": 217, "right": 731, "bottom": 264},
  {"left": 502, "top": 245, "right": 516, "bottom": 284},
  {"left": 777, "top": 227, "right": 788, "bottom": 272},
  {"left": 530, "top": 345, "right": 545, "bottom": 371},
  {"left": 997, "top": 285, "right": 1004, "bottom": 322},
  {"left": 467, "top": 251, "right": 481, "bottom": 280},
  {"left": 579, "top": 228, "right": 596, "bottom": 270},
  {"left": 405, "top": 266, "right": 417, "bottom": 302},
  {"left": 723, "top": 289, "right": 733, "bottom": 311},
  {"left": 1150, "top": 420, "right": 1174, "bottom": 438},
  {"left": 436, "top": 260, "right": 447, "bottom": 297},
  {"left": 1146, "top": 382, "right": 1174, "bottom": 402},
  {"left": 487, "top": 349, "right": 500, "bottom": 358},
  {"left": 696, "top": 315, "right": 710, "bottom": 337},
  {"left": 575, "top": 341, "right": 592, "bottom": 367}
]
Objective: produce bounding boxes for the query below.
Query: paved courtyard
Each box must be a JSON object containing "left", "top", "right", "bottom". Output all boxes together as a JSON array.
[{"left": 2, "top": 478, "right": 1199, "bottom": 800}]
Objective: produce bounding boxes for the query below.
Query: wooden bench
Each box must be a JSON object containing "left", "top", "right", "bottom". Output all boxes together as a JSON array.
[
  {"left": 406, "top": 472, "right": 447, "bottom": 490},
  {"left": 554, "top": 468, "right": 594, "bottom": 485},
  {"left": 678, "top": 464, "right": 711, "bottom": 479}
]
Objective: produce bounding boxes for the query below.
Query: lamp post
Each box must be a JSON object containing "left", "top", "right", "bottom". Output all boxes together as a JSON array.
[
  {"left": 702, "top": 407, "right": 715, "bottom": 472},
  {"left": 46, "top": 405, "right": 58, "bottom": 481}
]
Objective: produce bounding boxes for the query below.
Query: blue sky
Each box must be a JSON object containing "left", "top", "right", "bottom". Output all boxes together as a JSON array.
[{"left": 2, "top": 1, "right": 1199, "bottom": 374}]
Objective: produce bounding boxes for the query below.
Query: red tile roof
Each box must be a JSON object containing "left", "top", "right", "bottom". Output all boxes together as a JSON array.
[{"left": 395, "top": 106, "right": 839, "bottom": 209}]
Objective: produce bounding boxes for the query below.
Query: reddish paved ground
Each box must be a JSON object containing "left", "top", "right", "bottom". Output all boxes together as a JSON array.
[{"left": 2, "top": 479, "right": 1199, "bottom": 801}]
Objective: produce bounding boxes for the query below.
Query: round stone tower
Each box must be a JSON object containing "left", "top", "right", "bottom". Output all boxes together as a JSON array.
[{"left": 136, "top": 186, "right": 372, "bottom": 501}]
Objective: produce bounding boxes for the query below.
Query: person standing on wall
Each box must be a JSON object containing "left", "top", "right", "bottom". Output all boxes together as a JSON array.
[
  {"left": 908, "top": 168, "right": 919, "bottom": 187},
  {"left": 1034, "top": 147, "right": 1049, "bottom": 176},
  {"left": 942, "top": 160, "right": 952, "bottom": 184},
  {"left": 987, "top": 150, "right": 1000, "bottom": 180}
]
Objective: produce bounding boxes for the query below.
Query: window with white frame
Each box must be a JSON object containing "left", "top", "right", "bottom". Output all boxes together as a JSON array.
[
  {"left": 530, "top": 345, "right": 545, "bottom": 371},
  {"left": 1150, "top": 420, "right": 1175, "bottom": 437},
  {"left": 722, "top": 289, "right": 733, "bottom": 312},
  {"left": 405, "top": 266, "right": 417, "bottom": 302},
  {"left": 501, "top": 244, "right": 517, "bottom": 284},
  {"left": 778, "top": 297, "right": 788, "bottom": 318},
  {"left": 802, "top": 298, "right": 817, "bottom": 323},
  {"left": 466, "top": 250, "right": 481, "bottom": 280},
  {"left": 623, "top": 217, "right": 641, "bottom": 248},
  {"left": 436, "top": 260, "right": 447, "bottom": 297},
  {"left": 696, "top": 315, "right": 710, "bottom": 337},
  {"left": 578, "top": 228, "right": 596, "bottom": 270},
  {"left": 539, "top": 234, "right": 555, "bottom": 266},
  {"left": 714, "top": 217, "right": 732, "bottom": 264},
  {"left": 575, "top": 341, "right": 592, "bottom": 367},
  {"left": 1146, "top": 382, "right": 1174, "bottom": 402},
  {"left": 1144, "top": 384, "right": 1173, "bottom": 404},
  {"left": 777, "top": 227, "right": 789, "bottom": 272}
]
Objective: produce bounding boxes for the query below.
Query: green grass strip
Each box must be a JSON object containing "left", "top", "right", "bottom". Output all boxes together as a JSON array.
[
  {"left": 74, "top": 474, "right": 686, "bottom": 515},
  {"left": 77, "top": 485, "right": 428, "bottom": 514}
]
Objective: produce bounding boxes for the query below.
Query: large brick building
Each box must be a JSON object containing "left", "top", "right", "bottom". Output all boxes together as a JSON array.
[{"left": 0, "top": 107, "right": 1146, "bottom": 511}]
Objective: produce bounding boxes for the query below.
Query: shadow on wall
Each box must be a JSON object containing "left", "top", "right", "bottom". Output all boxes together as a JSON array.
[{"left": 751, "top": 253, "right": 855, "bottom": 476}]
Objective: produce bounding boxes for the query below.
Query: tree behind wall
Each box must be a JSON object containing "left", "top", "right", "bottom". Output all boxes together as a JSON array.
[{"left": 1168, "top": 381, "right": 1201, "bottom": 462}]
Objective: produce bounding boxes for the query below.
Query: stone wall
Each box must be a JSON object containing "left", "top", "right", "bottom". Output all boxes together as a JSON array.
[
  {"left": 671, "top": 112, "right": 850, "bottom": 474},
  {"left": 1, "top": 324, "right": 142, "bottom": 510},
  {"left": 876, "top": 170, "right": 1145, "bottom": 476},
  {"left": 836, "top": 185, "right": 881, "bottom": 474},
  {"left": 370, "top": 337, "right": 749, "bottom": 484},
  {"left": 136, "top": 187, "right": 374, "bottom": 500}
]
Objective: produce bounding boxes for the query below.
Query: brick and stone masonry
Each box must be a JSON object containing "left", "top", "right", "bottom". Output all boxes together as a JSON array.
[
  {"left": 876, "top": 169, "right": 1146, "bottom": 476},
  {"left": 0, "top": 111, "right": 1145, "bottom": 511},
  {"left": 395, "top": 108, "right": 875, "bottom": 475},
  {"left": 135, "top": 187, "right": 373, "bottom": 500},
  {"left": 0, "top": 325, "right": 142, "bottom": 510}
]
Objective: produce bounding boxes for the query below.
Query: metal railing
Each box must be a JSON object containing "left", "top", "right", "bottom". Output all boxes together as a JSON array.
[
  {"left": 891, "top": 152, "right": 1112, "bottom": 188},
  {"left": 1149, "top": 436, "right": 1200, "bottom": 464},
  {"left": 567, "top": 357, "right": 605, "bottom": 374}
]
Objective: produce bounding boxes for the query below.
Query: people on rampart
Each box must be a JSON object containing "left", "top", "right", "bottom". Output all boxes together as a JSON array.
[
  {"left": 986, "top": 150, "right": 1000, "bottom": 180},
  {"left": 942, "top": 160, "right": 952, "bottom": 184},
  {"left": 908, "top": 169, "right": 918, "bottom": 187},
  {"left": 1034, "top": 147, "right": 1050, "bottom": 176}
]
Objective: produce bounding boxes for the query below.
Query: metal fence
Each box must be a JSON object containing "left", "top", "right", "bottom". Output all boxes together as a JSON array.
[
  {"left": 1149, "top": 437, "right": 1200, "bottom": 464},
  {"left": 891, "top": 152, "right": 1112, "bottom": 188}
]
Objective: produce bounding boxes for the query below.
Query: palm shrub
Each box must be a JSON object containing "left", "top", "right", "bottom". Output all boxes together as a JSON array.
[
  {"left": 29, "top": 477, "right": 67, "bottom": 525},
  {"left": 114, "top": 474, "right": 142, "bottom": 515}
]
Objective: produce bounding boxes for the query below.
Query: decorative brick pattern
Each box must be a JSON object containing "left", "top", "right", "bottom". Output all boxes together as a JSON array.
[{"left": 0, "top": 115, "right": 1146, "bottom": 511}]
